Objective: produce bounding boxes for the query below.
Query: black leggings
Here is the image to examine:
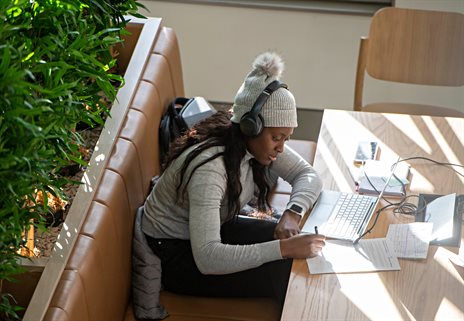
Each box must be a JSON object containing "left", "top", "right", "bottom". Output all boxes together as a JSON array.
[{"left": 145, "top": 216, "right": 292, "bottom": 307}]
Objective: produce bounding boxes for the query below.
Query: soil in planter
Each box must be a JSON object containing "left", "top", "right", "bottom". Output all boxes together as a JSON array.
[{"left": 32, "top": 125, "right": 103, "bottom": 258}]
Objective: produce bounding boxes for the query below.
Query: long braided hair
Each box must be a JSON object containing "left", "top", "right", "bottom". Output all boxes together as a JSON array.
[{"left": 162, "top": 110, "right": 271, "bottom": 220}]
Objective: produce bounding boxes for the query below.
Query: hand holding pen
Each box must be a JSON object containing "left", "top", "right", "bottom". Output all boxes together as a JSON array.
[{"left": 279, "top": 225, "right": 325, "bottom": 259}]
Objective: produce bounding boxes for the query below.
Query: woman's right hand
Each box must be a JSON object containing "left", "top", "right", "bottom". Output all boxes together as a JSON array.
[{"left": 280, "top": 233, "right": 326, "bottom": 259}]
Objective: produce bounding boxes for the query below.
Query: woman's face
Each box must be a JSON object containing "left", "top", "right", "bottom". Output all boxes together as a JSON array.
[{"left": 246, "top": 127, "right": 294, "bottom": 166}]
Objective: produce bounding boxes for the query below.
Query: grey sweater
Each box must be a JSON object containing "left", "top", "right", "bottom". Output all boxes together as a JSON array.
[{"left": 142, "top": 144, "right": 322, "bottom": 275}]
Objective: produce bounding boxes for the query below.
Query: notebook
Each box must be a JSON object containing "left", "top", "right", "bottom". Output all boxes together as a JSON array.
[
  {"left": 302, "top": 160, "right": 398, "bottom": 242},
  {"left": 357, "top": 160, "right": 410, "bottom": 197}
]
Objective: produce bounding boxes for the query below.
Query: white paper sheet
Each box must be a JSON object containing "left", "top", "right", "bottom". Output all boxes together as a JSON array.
[
  {"left": 307, "top": 238, "right": 400, "bottom": 274},
  {"left": 386, "top": 222, "right": 433, "bottom": 259},
  {"left": 425, "top": 193, "right": 456, "bottom": 243}
]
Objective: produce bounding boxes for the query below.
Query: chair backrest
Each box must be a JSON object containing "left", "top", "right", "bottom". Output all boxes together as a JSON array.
[{"left": 354, "top": 7, "right": 464, "bottom": 117}]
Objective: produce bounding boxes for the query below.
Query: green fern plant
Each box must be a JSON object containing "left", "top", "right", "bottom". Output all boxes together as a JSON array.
[{"left": 0, "top": 0, "right": 145, "bottom": 319}]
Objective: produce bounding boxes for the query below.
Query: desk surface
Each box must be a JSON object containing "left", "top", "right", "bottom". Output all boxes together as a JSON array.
[{"left": 281, "top": 110, "right": 464, "bottom": 321}]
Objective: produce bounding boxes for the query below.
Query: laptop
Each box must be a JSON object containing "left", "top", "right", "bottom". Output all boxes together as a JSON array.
[{"left": 302, "top": 160, "right": 399, "bottom": 242}]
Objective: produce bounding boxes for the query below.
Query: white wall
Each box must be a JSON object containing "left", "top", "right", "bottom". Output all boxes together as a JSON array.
[{"left": 139, "top": 0, "right": 464, "bottom": 112}]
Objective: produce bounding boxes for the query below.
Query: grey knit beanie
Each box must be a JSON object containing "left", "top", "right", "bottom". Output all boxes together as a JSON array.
[{"left": 230, "top": 52, "right": 298, "bottom": 128}]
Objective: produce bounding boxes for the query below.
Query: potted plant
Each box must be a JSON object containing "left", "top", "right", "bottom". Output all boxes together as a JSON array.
[{"left": 0, "top": 0, "right": 147, "bottom": 319}]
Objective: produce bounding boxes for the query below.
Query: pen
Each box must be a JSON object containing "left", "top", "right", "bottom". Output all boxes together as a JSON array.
[{"left": 314, "top": 226, "right": 318, "bottom": 235}]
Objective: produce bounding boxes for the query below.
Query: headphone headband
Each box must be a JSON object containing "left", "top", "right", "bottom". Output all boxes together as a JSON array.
[
  {"left": 240, "top": 80, "right": 288, "bottom": 136},
  {"left": 248, "top": 81, "right": 288, "bottom": 118}
]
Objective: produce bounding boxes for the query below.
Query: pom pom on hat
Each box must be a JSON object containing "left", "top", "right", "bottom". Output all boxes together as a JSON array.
[
  {"left": 252, "top": 52, "right": 284, "bottom": 79},
  {"left": 230, "top": 52, "right": 298, "bottom": 128}
]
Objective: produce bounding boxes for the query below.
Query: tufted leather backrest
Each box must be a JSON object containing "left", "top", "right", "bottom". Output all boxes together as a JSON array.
[{"left": 43, "top": 26, "right": 183, "bottom": 321}]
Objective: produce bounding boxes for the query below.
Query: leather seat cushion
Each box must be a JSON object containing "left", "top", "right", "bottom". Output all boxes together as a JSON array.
[{"left": 125, "top": 291, "right": 280, "bottom": 321}]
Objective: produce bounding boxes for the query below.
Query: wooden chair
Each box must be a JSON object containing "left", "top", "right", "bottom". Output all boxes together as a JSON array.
[{"left": 354, "top": 7, "right": 464, "bottom": 117}]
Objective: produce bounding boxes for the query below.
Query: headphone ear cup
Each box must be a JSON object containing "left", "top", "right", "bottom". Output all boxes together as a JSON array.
[
  {"left": 238, "top": 80, "right": 286, "bottom": 137},
  {"left": 240, "top": 113, "right": 263, "bottom": 137}
]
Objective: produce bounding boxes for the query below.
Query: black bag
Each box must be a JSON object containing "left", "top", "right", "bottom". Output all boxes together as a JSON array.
[{"left": 159, "top": 97, "right": 216, "bottom": 165}]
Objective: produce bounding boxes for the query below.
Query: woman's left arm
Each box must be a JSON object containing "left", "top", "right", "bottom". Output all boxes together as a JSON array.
[{"left": 270, "top": 145, "right": 322, "bottom": 239}]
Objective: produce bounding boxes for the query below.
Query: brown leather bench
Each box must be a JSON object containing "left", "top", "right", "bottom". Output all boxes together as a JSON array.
[{"left": 43, "top": 25, "right": 316, "bottom": 321}]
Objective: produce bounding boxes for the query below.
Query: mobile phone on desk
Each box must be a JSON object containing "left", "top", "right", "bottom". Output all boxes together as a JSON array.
[{"left": 354, "top": 141, "right": 379, "bottom": 164}]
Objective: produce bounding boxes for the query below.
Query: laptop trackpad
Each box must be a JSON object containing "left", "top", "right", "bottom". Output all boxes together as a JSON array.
[{"left": 302, "top": 190, "right": 339, "bottom": 233}]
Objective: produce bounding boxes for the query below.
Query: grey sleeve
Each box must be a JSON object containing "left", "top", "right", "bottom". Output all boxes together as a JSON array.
[{"left": 269, "top": 144, "right": 322, "bottom": 216}]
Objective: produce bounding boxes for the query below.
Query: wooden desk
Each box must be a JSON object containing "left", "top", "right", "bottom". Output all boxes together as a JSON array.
[{"left": 281, "top": 110, "right": 464, "bottom": 321}]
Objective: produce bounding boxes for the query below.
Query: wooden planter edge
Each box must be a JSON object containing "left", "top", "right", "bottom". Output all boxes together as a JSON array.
[{"left": 21, "top": 17, "right": 162, "bottom": 321}]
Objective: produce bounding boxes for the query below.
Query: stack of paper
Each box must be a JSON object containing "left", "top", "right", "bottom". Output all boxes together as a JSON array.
[
  {"left": 307, "top": 238, "right": 400, "bottom": 274},
  {"left": 307, "top": 222, "right": 433, "bottom": 275},
  {"left": 386, "top": 222, "right": 433, "bottom": 259},
  {"left": 357, "top": 160, "right": 410, "bottom": 197}
]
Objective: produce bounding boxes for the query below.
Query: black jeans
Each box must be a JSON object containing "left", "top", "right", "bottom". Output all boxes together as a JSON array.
[{"left": 145, "top": 216, "right": 292, "bottom": 307}]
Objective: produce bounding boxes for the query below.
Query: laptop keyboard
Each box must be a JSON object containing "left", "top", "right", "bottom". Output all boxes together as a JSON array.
[{"left": 323, "top": 193, "right": 375, "bottom": 239}]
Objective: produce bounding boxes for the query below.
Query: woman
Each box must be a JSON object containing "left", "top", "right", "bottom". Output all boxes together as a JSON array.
[{"left": 142, "top": 52, "right": 325, "bottom": 308}]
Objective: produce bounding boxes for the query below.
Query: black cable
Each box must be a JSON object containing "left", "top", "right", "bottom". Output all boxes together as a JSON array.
[
  {"left": 354, "top": 203, "right": 394, "bottom": 244},
  {"left": 354, "top": 156, "right": 462, "bottom": 243},
  {"left": 392, "top": 194, "right": 427, "bottom": 217},
  {"left": 399, "top": 156, "right": 464, "bottom": 179}
]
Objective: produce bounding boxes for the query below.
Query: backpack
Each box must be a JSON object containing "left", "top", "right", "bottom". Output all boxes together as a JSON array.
[{"left": 159, "top": 97, "right": 216, "bottom": 165}]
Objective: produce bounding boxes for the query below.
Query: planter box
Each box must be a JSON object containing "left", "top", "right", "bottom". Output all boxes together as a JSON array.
[{"left": 15, "top": 17, "right": 163, "bottom": 321}]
